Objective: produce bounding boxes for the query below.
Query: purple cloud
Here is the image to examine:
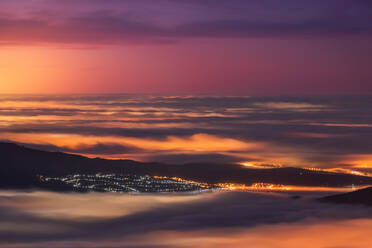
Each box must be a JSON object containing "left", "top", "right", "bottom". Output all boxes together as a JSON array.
[{"left": 0, "top": 0, "right": 372, "bottom": 45}]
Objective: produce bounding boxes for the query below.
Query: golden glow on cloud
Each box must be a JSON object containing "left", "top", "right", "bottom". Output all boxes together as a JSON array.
[
  {"left": 2, "top": 129, "right": 370, "bottom": 177},
  {"left": 334, "top": 155, "right": 372, "bottom": 175},
  {"left": 0, "top": 132, "right": 257, "bottom": 153},
  {"left": 253, "top": 102, "right": 326, "bottom": 111},
  {"left": 0, "top": 95, "right": 371, "bottom": 178},
  {"left": 349, "top": 156, "right": 372, "bottom": 169},
  {"left": 239, "top": 161, "right": 282, "bottom": 169},
  {"left": 288, "top": 132, "right": 343, "bottom": 139},
  {"left": 305, "top": 167, "right": 372, "bottom": 177},
  {"left": 131, "top": 219, "right": 372, "bottom": 248},
  {"left": 0, "top": 190, "right": 206, "bottom": 220}
]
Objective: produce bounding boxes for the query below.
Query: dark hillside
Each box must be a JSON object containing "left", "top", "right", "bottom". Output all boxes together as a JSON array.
[{"left": 1, "top": 142, "right": 372, "bottom": 189}]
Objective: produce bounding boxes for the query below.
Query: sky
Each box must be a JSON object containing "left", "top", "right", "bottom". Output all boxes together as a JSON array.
[
  {"left": 1, "top": 0, "right": 372, "bottom": 94},
  {"left": 1, "top": 3, "right": 372, "bottom": 246}
]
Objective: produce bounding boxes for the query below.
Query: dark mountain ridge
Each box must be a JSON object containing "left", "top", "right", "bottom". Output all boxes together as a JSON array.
[
  {"left": 320, "top": 187, "right": 372, "bottom": 206},
  {"left": 1, "top": 142, "right": 372, "bottom": 190}
]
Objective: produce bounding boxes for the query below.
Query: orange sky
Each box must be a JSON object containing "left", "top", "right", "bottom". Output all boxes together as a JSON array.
[
  {"left": 1, "top": 37, "right": 372, "bottom": 95},
  {"left": 1, "top": 0, "right": 372, "bottom": 95}
]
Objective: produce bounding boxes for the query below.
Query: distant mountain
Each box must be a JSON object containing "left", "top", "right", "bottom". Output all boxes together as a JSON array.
[
  {"left": 1, "top": 142, "right": 372, "bottom": 190},
  {"left": 320, "top": 187, "right": 372, "bottom": 206}
]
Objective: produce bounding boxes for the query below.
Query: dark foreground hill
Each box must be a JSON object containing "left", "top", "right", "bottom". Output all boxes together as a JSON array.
[
  {"left": 1, "top": 142, "right": 372, "bottom": 190},
  {"left": 320, "top": 187, "right": 372, "bottom": 206}
]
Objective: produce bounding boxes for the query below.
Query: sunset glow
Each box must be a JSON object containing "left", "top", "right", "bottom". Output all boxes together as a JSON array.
[
  {"left": 0, "top": 95, "right": 371, "bottom": 176},
  {"left": 1, "top": 1, "right": 372, "bottom": 247},
  {"left": 1, "top": 0, "right": 372, "bottom": 95}
]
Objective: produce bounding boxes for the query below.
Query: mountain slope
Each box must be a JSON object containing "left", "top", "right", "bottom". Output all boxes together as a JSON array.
[
  {"left": 320, "top": 187, "right": 372, "bottom": 206},
  {"left": 1, "top": 142, "right": 372, "bottom": 189}
]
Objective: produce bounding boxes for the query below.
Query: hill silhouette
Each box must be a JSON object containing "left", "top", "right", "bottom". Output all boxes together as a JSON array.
[
  {"left": 1, "top": 142, "right": 372, "bottom": 190},
  {"left": 321, "top": 187, "right": 372, "bottom": 206}
]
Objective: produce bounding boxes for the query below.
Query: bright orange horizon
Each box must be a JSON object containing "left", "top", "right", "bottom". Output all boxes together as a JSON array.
[
  {"left": 2, "top": 39, "right": 372, "bottom": 95},
  {"left": 1, "top": 1, "right": 372, "bottom": 95}
]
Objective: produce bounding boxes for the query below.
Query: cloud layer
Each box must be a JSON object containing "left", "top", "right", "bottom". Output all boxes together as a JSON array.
[
  {"left": 0, "top": 190, "right": 372, "bottom": 247},
  {"left": 1, "top": 0, "right": 372, "bottom": 45},
  {"left": 0, "top": 95, "right": 372, "bottom": 173}
]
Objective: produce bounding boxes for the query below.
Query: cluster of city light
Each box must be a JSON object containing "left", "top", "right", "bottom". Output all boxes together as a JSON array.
[
  {"left": 240, "top": 161, "right": 372, "bottom": 178},
  {"left": 39, "top": 174, "right": 367, "bottom": 194},
  {"left": 40, "top": 174, "right": 210, "bottom": 193},
  {"left": 215, "top": 183, "right": 251, "bottom": 191},
  {"left": 152, "top": 177, "right": 321, "bottom": 192},
  {"left": 215, "top": 182, "right": 365, "bottom": 192},
  {"left": 153, "top": 176, "right": 211, "bottom": 188},
  {"left": 215, "top": 183, "right": 292, "bottom": 191}
]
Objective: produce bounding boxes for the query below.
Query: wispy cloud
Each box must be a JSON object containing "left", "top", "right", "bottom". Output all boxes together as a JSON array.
[
  {"left": 0, "top": 95, "right": 371, "bottom": 170},
  {"left": 1, "top": 0, "right": 372, "bottom": 46},
  {"left": 0, "top": 190, "right": 372, "bottom": 247}
]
